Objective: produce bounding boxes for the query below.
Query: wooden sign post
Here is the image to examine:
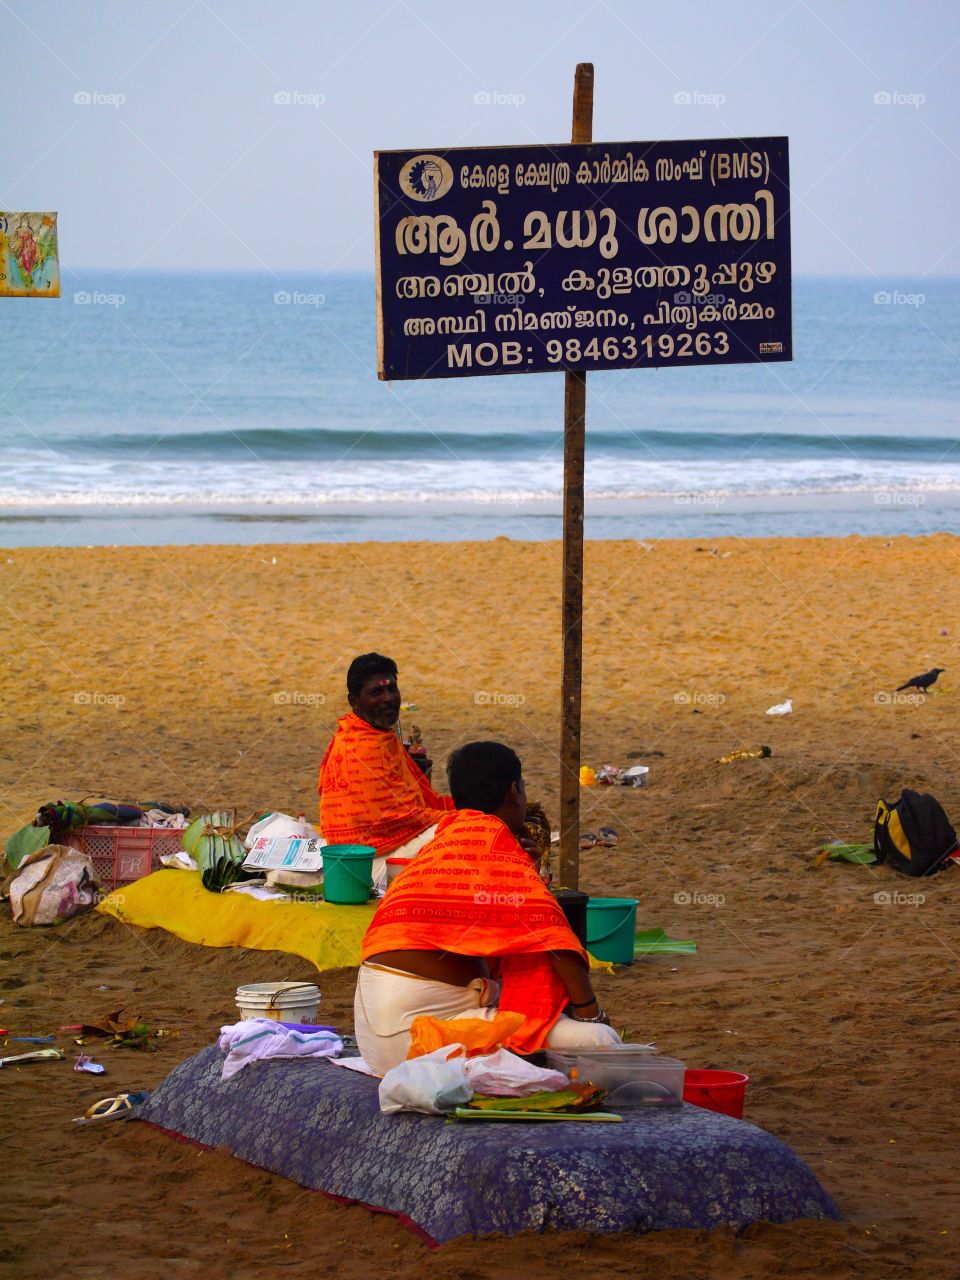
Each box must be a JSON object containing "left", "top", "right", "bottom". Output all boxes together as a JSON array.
[{"left": 558, "top": 63, "right": 594, "bottom": 890}]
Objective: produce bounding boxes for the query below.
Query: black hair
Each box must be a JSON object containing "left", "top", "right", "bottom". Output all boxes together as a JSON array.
[
  {"left": 446, "top": 741, "right": 522, "bottom": 812},
  {"left": 346, "top": 653, "right": 398, "bottom": 697}
]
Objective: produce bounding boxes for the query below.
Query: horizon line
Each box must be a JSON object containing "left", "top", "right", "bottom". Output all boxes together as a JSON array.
[{"left": 57, "top": 266, "right": 960, "bottom": 281}]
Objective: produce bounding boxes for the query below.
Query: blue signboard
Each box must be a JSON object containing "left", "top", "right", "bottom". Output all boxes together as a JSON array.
[{"left": 375, "top": 137, "right": 790, "bottom": 380}]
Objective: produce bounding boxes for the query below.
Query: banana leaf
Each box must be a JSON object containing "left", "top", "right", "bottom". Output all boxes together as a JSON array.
[
  {"left": 453, "top": 1107, "right": 622, "bottom": 1123},
  {"left": 201, "top": 855, "right": 246, "bottom": 893},
  {"left": 182, "top": 809, "right": 232, "bottom": 857},
  {"left": 634, "top": 927, "right": 697, "bottom": 956},
  {"left": 181, "top": 814, "right": 206, "bottom": 857},
  {"left": 191, "top": 815, "right": 249, "bottom": 892},
  {"left": 467, "top": 1083, "right": 607, "bottom": 1113},
  {"left": 824, "top": 842, "right": 876, "bottom": 865},
  {"left": 5, "top": 823, "right": 50, "bottom": 870}
]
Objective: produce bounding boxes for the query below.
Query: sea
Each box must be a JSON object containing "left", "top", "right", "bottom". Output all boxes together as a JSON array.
[{"left": 2, "top": 271, "right": 958, "bottom": 545}]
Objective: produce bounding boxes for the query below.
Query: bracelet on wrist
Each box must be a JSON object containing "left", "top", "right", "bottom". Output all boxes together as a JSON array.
[
  {"left": 569, "top": 996, "right": 599, "bottom": 1009},
  {"left": 569, "top": 1005, "right": 607, "bottom": 1023}
]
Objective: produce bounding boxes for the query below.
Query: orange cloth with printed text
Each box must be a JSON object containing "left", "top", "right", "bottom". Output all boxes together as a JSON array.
[
  {"left": 361, "top": 810, "right": 586, "bottom": 1053},
  {"left": 318, "top": 712, "right": 454, "bottom": 856}
]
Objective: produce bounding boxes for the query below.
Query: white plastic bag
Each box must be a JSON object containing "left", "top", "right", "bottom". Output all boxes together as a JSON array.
[
  {"left": 462, "top": 1048, "right": 569, "bottom": 1097},
  {"left": 378, "top": 1045, "right": 572, "bottom": 1114},
  {"left": 765, "top": 698, "right": 793, "bottom": 716},
  {"left": 244, "top": 812, "right": 320, "bottom": 849},
  {"left": 378, "top": 1046, "right": 472, "bottom": 1115}
]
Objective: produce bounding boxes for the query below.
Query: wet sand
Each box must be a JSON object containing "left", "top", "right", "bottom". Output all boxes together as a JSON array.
[{"left": 1, "top": 534, "right": 958, "bottom": 1279}]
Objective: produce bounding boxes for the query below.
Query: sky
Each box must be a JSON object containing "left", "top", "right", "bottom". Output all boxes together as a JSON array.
[{"left": 2, "top": 0, "right": 958, "bottom": 277}]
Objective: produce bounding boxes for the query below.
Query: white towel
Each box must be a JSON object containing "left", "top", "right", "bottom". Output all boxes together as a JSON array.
[{"left": 217, "top": 1018, "right": 343, "bottom": 1080}]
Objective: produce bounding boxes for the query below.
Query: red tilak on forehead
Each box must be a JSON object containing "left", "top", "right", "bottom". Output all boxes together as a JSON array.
[{"left": 372, "top": 677, "right": 393, "bottom": 688}]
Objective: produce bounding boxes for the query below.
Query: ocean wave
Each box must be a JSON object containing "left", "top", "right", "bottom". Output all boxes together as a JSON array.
[
  {"left": 4, "top": 480, "right": 960, "bottom": 508},
  {"left": 19, "top": 423, "right": 960, "bottom": 462},
  {"left": 4, "top": 432, "right": 960, "bottom": 510}
]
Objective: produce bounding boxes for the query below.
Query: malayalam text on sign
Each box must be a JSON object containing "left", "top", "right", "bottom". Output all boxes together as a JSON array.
[{"left": 374, "top": 138, "right": 790, "bottom": 380}]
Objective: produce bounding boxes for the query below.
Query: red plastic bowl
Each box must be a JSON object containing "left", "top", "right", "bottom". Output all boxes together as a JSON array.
[{"left": 683, "top": 1068, "right": 750, "bottom": 1119}]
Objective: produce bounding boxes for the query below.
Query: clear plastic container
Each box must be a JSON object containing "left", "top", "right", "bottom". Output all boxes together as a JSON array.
[
  {"left": 575, "top": 1052, "right": 685, "bottom": 1109},
  {"left": 545, "top": 1044, "right": 656, "bottom": 1078},
  {"left": 581, "top": 1053, "right": 685, "bottom": 1109}
]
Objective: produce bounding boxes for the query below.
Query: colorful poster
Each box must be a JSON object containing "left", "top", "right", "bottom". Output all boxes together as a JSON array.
[{"left": 0, "top": 212, "right": 60, "bottom": 298}]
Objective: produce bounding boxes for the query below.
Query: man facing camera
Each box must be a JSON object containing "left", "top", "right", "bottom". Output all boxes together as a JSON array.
[
  {"left": 354, "top": 740, "right": 621, "bottom": 1074},
  {"left": 318, "top": 653, "right": 454, "bottom": 884}
]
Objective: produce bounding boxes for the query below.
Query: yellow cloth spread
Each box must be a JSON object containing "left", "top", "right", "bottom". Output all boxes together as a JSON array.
[
  {"left": 95, "top": 869, "right": 612, "bottom": 975},
  {"left": 95, "top": 870, "right": 375, "bottom": 972}
]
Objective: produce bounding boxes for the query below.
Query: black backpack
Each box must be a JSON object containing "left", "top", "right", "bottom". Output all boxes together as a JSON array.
[{"left": 874, "top": 789, "right": 959, "bottom": 877}]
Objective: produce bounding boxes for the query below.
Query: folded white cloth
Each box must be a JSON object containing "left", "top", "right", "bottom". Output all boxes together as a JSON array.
[
  {"left": 330, "top": 1055, "right": 379, "bottom": 1077},
  {"left": 138, "top": 809, "right": 190, "bottom": 829},
  {"left": 217, "top": 1018, "right": 343, "bottom": 1080}
]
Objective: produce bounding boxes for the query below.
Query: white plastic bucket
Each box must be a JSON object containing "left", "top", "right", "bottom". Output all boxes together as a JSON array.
[
  {"left": 385, "top": 855, "right": 414, "bottom": 884},
  {"left": 235, "top": 981, "right": 320, "bottom": 1024}
]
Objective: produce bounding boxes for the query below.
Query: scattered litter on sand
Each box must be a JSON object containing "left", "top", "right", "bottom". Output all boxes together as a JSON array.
[
  {"left": 718, "top": 745, "right": 772, "bottom": 763},
  {"left": 74, "top": 1053, "right": 105, "bottom": 1074},
  {"left": 814, "top": 842, "right": 876, "bottom": 868},
  {"left": 0, "top": 1048, "right": 63, "bottom": 1068},
  {"left": 766, "top": 698, "right": 793, "bottom": 716}
]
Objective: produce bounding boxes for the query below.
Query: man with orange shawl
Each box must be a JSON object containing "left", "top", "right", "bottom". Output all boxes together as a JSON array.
[
  {"left": 318, "top": 654, "right": 454, "bottom": 886},
  {"left": 354, "top": 741, "right": 621, "bottom": 1073}
]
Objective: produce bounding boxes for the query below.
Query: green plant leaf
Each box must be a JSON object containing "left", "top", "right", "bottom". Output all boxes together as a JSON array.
[
  {"left": 5, "top": 824, "right": 50, "bottom": 869},
  {"left": 824, "top": 843, "right": 876, "bottom": 864},
  {"left": 634, "top": 927, "right": 697, "bottom": 956}
]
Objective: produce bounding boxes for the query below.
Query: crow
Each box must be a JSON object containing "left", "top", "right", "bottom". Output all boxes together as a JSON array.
[{"left": 896, "top": 667, "right": 945, "bottom": 693}]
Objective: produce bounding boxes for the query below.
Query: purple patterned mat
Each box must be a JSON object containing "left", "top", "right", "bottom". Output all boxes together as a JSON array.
[{"left": 136, "top": 1045, "right": 841, "bottom": 1244}]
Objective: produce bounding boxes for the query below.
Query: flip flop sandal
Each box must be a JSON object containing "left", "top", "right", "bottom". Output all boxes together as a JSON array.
[
  {"left": 598, "top": 827, "right": 619, "bottom": 847},
  {"left": 579, "top": 831, "right": 598, "bottom": 851},
  {"left": 84, "top": 1092, "right": 146, "bottom": 1120}
]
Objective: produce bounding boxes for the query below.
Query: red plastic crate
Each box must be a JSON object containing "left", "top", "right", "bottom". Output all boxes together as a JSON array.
[{"left": 64, "top": 825, "right": 184, "bottom": 890}]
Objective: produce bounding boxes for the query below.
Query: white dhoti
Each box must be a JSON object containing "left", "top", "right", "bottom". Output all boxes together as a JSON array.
[{"left": 353, "top": 961, "right": 621, "bottom": 1075}]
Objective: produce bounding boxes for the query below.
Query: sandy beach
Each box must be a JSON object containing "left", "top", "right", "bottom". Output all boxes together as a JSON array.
[{"left": 2, "top": 533, "right": 959, "bottom": 1280}]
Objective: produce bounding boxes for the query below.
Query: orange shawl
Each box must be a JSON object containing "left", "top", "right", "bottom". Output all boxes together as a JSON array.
[
  {"left": 360, "top": 810, "right": 585, "bottom": 1053},
  {"left": 318, "top": 712, "right": 454, "bottom": 855}
]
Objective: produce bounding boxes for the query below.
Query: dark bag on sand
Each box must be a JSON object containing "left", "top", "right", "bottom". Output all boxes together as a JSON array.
[{"left": 874, "top": 789, "right": 959, "bottom": 877}]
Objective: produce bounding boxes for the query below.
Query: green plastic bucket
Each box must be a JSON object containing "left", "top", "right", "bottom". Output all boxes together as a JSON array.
[
  {"left": 585, "top": 897, "right": 639, "bottom": 964},
  {"left": 321, "top": 844, "right": 376, "bottom": 904}
]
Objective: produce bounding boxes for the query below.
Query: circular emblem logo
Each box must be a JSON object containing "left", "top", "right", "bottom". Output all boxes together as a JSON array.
[{"left": 398, "top": 154, "right": 454, "bottom": 202}]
